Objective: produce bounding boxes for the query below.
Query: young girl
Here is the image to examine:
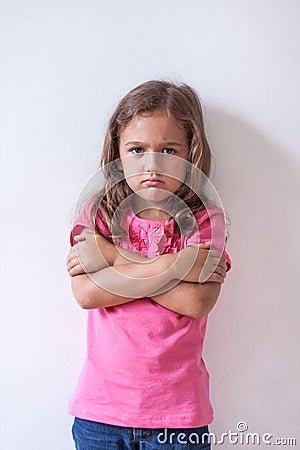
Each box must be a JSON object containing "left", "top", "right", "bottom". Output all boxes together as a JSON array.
[{"left": 66, "top": 80, "right": 232, "bottom": 449}]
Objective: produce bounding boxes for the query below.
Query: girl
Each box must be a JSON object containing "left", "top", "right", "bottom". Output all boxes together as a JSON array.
[{"left": 66, "top": 80, "right": 232, "bottom": 449}]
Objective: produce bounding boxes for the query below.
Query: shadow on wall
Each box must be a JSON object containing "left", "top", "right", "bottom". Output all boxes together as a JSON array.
[{"left": 203, "top": 105, "right": 300, "bottom": 439}]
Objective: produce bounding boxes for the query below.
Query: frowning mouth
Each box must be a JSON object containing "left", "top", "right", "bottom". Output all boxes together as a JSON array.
[{"left": 142, "top": 178, "right": 164, "bottom": 186}]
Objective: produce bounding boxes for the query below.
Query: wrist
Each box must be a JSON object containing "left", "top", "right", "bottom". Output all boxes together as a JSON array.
[
  {"left": 170, "top": 247, "right": 199, "bottom": 282},
  {"left": 160, "top": 253, "right": 177, "bottom": 280},
  {"left": 95, "top": 234, "right": 116, "bottom": 266}
]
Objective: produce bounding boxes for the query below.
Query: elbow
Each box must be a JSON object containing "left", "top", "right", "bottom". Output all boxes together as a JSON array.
[
  {"left": 189, "top": 283, "right": 222, "bottom": 319},
  {"left": 188, "top": 308, "right": 208, "bottom": 320},
  {"left": 71, "top": 275, "right": 97, "bottom": 310},
  {"left": 78, "top": 297, "right": 94, "bottom": 310},
  {"left": 71, "top": 286, "right": 91, "bottom": 310},
  {"left": 188, "top": 302, "right": 213, "bottom": 319}
]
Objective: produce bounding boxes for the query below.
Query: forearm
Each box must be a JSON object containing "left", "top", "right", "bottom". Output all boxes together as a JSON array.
[
  {"left": 94, "top": 233, "right": 149, "bottom": 266},
  {"left": 72, "top": 254, "right": 176, "bottom": 309},
  {"left": 72, "top": 233, "right": 222, "bottom": 312},
  {"left": 71, "top": 273, "right": 138, "bottom": 309},
  {"left": 151, "top": 281, "right": 221, "bottom": 319},
  {"left": 89, "top": 255, "right": 175, "bottom": 299}
]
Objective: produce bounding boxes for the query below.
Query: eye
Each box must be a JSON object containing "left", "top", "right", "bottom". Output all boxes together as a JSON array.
[
  {"left": 130, "top": 147, "right": 144, "bottom": 154},
  {"left": 163, "top": 148, "right": 176, "bottom": 155}
]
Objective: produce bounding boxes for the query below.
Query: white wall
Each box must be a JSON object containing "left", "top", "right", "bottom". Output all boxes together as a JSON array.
[{"left": 1, "top": 1, "right": 299, "bottom": 448}]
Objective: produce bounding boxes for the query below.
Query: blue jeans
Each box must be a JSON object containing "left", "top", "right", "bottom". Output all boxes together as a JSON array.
[{"left": 71, "top": 417, "right": 211, "bottom": 449}]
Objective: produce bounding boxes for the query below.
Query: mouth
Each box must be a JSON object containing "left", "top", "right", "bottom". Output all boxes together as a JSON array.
[{"left": 142, "top": 178, "right": 164, "bottom": 186}]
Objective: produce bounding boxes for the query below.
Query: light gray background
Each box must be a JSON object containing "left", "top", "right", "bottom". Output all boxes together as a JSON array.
[{"left": 1, "top": 1, "right": 299, "bottom": 449}]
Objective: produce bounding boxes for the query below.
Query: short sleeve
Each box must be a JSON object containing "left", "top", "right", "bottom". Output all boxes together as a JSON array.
[
  {"left": 70, "top": 200, "right": 110, "bottom": 247},
  {"left": 185, "top": 206, "right": 232, "bottom": 272}
]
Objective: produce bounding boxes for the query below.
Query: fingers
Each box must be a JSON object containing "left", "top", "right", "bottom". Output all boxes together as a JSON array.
[
  {"left": 67, "top": 263, "right": 84, "bottom": 277},
  {"left": 206, "top": 273, "right": 225, "bottom": 284},
  {"left": 196, "top": 244, "right": 225, "bottom": 261},
  {"left": 66, "top": 251, "right": 77, "bottom": 272},
  {"left": 215, "top": 256, "right": 227, "bottom": 273},
  {"left": 204, "top": 255, "right": 227, "bottom": 274},
  {"left": 66, "top": 246, "right": 77, "bottom": 265},
  {"left": 213, "top": 265, "right": 227, "bottom": 279},
  {"left": 66, "top": 245, "right": 84, "bottom": 276},
  {"left": 203, "top": 253, "right": 227, "bottom": 283},
  {"left": 66, "top": 253, "right": 79, "bottom": 275},
  {"left": 201, "top": 264, "right": 226, "bottom": 283},
  {"left": 67, "top": 258, "right": 85, "bottom": 276},
  {"left": 209, "top": 255, "right": 227, "bottom": 278},
  {"left": 73, "top": 234, "right": 86, "bottom": 242},
  {"left": 207, "top": 249, "right": 224, "bottom": 259},
  {"left": 198, "top": 242, "right": 211, "bottom": 248}
]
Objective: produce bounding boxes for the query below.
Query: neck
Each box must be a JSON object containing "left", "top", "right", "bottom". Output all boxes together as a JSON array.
[{"left": 132, "top": 196, "right": 171, "bottom": 221}]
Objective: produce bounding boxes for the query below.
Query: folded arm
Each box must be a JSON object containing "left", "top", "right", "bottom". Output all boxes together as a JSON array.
[
  {"left": 150, "top": 280, "right": 222, "bottom": 318},
  {"left": 67, "top": 227, "right": 226, "bottom": 317},
  {"left": 70, "top": 254, "right": 173, "bottom": 309}
]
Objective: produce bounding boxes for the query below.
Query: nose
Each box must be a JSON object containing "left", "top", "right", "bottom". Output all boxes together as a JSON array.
[{"left": 143, "top": 152, "right": 162, "bottom": 173}]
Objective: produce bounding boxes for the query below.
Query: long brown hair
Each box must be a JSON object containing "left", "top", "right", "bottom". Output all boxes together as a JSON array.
[{"left": 84, "top": 80, "right": 217, "bottom": 239}]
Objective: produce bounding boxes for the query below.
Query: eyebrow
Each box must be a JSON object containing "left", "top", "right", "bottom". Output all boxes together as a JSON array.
[{"left": 125, "top": 140, "right": 183, "bottom": 147}]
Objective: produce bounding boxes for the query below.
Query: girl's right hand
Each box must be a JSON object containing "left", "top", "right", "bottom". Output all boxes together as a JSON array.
[
  {"left": 172, "top": 242, "right": 227, "bottom": 284},
  {"left": 66, "top": 228, "right": 117, "bottom": 276}
]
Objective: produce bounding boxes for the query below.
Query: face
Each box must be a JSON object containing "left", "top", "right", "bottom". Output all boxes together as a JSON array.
[{"left": 118, "top": 111, "right": 189, "bottom": 208}]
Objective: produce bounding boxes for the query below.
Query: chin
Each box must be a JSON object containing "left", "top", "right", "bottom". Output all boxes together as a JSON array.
[{"left": 136, "top": 188, "right": 172, "bottom": 204}]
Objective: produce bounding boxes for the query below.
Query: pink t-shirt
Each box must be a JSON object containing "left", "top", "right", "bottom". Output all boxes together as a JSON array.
[{"left": 68, "top": 200, "right": 232, "bottom": 428}]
